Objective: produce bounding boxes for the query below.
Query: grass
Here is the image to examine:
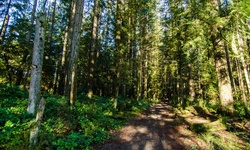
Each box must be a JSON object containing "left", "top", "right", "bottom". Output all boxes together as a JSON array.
[
  {"left": 173, "top": 101, "right": 250, "bottom": 150},
  {"left": 200, "top": 132, "right": 244, "bottom": 150}
]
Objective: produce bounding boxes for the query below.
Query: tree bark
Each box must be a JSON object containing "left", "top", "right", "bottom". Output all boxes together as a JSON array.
[
  {"left": 237, "top": 31, "right": 250, "bottom": 94},
  {"left": 27, "top": 14, "right": 46, "bottom": 114},
  {"left": 211, "top": 0, "right": 234, "bottom": 114},
  {"left": 236, "top": 59, "right": 247, "bottom": 105},
  {"left": 114, "top": 0, "right": 124, "bottom": 108},
  {"left": 0, "top": 0, "right": 11, "bottom": 45},
  {"left": 88, "top": 0, "right": 100, "bottom": 99},
  {"left": 214, "top": 40, "right": 234, "bottom": 114},
  {"left": 48, "top": 0, "right": 57, "bottom": 46},
  {"left": 65, "top": 0, "right": 84, "bottom": 105},
  {"left": 188, "top": 64, "right": 195, "bottom": 102},
  {"left": 58, "top": 25, "right": 69, "bottom": 95},
  {"left": 17, "top": 0, "right": 38, "bottom": 87},
  {"left": 29, "top": 97, "right": 46, "bottom": 147}
]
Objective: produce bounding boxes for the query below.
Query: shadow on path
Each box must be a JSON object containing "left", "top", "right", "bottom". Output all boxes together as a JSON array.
[{"left": 98, "top": 101, "right": 208, "bottom": 150}]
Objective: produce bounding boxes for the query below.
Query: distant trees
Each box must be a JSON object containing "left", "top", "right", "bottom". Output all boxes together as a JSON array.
[
  {"left": 0, "top": 0, "right": 249, "bottom": 113},
  {"left": 160, "top": 0, "right": 250, "bottom": 113}
]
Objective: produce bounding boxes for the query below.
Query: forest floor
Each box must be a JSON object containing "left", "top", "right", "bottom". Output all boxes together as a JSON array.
[{"left": 97, "top": 101, "right": 250, "bottom": 150}]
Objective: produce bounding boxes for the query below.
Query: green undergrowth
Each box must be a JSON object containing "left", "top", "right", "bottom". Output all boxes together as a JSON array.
[
  {"left": 0, "top": 84, "right": 157, "bottom": 149},
  {"left": 173, "top": 98, "right": 250, "bottom": 150}
]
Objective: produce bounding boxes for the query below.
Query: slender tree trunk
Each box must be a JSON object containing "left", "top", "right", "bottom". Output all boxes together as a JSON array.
[
  {"left": 48, "top": 0, "right": 56, "bottom": 46},
  {"left": 3, "top": 54, "right": 13, "bottom": 85},
  {"left": 137, "top": 44, "right": 143, "bottom": 100},
  {"left": 28, "top": 0, "right": 38, "bottom": 43},
  {"left": 177, "top": 47, "right": 184, "bottom": 106},
  {"left": 143, "top": 49, "right": 148, "bottom": 99},
  {"left": 58, "top": 25, "right": 69, "bottom": 95},
  {"left": 0, "top": 0, "right": 11, "bottom": 45},
  {"left": 197, "top": 48, "right": 203, "bottom": 99},
  {"left": 0, "top": 1, "right": 11, "bottom": 84},
  {"left": 237, "top": 31, "right": 250, "bottom": 94},
  {"left": 18, "top": 0, "right": 38, "bottom": 87},
  {"left": 188, "top": 64, "right": 195, "bottom": 102},
  {"left": 114, "top": 0, "right": 124, "bottom": 108},
  {"left": 236, "top": 59, "right": 247, "bottom": 105},
  {"left": 143, "top": 17, "right": 149, "bottom": 99},
  {"left": 131, "top": 3, "right": 137, "bottom": 99},
  {"left": 52, "top": 61, "right": 59, "bottom": 94},
  {"left": 88, "top": 0, "right": 100, "bottom": 98},
  {"left": 65, "top": 0, "right": 84, "bottom": 105},
  {"left": 225, "top": 44, "right": 234, "bottom": 91},
  {"left": 232, "top": 31, "right": 250, "bottom": 107},
  {"left": 46, "top": 0, "right": 57, "bottom": 93}
]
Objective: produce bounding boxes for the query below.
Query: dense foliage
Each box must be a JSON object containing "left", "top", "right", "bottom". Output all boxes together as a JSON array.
[{"left": 0, "top": 84, "right": 156, "bottom": 149}]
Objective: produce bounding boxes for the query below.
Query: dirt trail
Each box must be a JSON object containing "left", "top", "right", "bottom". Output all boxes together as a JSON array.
[{"left": 98, "top": 101, "right": 250, "bottom": 150}]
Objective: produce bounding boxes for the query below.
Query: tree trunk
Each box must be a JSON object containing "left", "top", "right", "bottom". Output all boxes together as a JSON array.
[
  {"left": 232, "top": 30, "right": 250, "bottom": 107},
  {"left": 0, "top": 0, "right": 11, "bottom": 45},
  {"left": 58, "top": 25, "right": 69, "bottom": 95},
  {"left": 214, "top": 40, "right": 234, "bottom": 114},
  {"left": 236, "top": 59, "right": 247, "bottom": 105},
  {"left": 65, "top": 0, "right": 84, "bottom": 105},
  {"left": 18, "top": 0, "right": 38, "bottom": 87},
  {"left": 137, "top": 55, "right": 142, "bottom": 100},
  {"left": 48, "top": 0, "right": 57, "bottom": 46},
  {"left": 88, "top": 0, "right": 100, "bottom": 99},
  {"left": 237, "top": 31, "right": 250, "bottom": 94},
  {"left": 188, "top": 64, "right": 195, "bottom": 102},
  {"left": 3, "top": 54, "right": 13, "bottom": 85},
  {"left": 114, "top": 0, "right": 124, "bottom": 108},
  {"left": 143, "top": 49, "right": 148, "bottom": 99},
  {"left": 28, "top": 12, "right": 46, "bottom": 147},
  {"left": 29, "top": 97, "right": 46, "bottom": 147},
  {"left": 27, "top": 14, "right": 46, "bottom": 114},
  {"left": 211, "top": 0, "right": 234, "bottom": 114},
  {"left": 225, "top": 44, "right": 234, "bottom": 91},
  {"left": 52, "top": 61, "right": 59, "bottom": 94}
]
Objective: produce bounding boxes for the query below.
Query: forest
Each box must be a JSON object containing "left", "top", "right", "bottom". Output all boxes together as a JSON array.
[{"left": 0, "top": 0, "right": 250, "bottom": 149}]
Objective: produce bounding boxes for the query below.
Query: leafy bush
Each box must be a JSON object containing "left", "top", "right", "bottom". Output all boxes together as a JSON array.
[
  {"left": 234, "top": 100, "right": 247, "bottom": 119},
  {"left": 0, "top": 84, "right": 32, "bottom": 149},
  {"left": 0, "top": 84, "right": 156, "bottom": 149},
  {"left": 0, "top": 84, "right": 28, "bottom": 102},
  {"left": 52, "top": 133, "right": 91, "bottom": 150},
  {"left": 190, "top": 123, "right": 209, "bottom": 134}
]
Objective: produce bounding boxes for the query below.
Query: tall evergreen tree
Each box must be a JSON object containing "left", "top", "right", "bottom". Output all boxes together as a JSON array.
[{"left": 64, "top": 0, "right": 84, "bottom": 105}]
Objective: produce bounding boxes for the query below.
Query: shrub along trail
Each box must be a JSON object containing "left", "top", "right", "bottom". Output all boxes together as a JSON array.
[{"left": 97, "top": 101, "right": 250, "bottom": 150}]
